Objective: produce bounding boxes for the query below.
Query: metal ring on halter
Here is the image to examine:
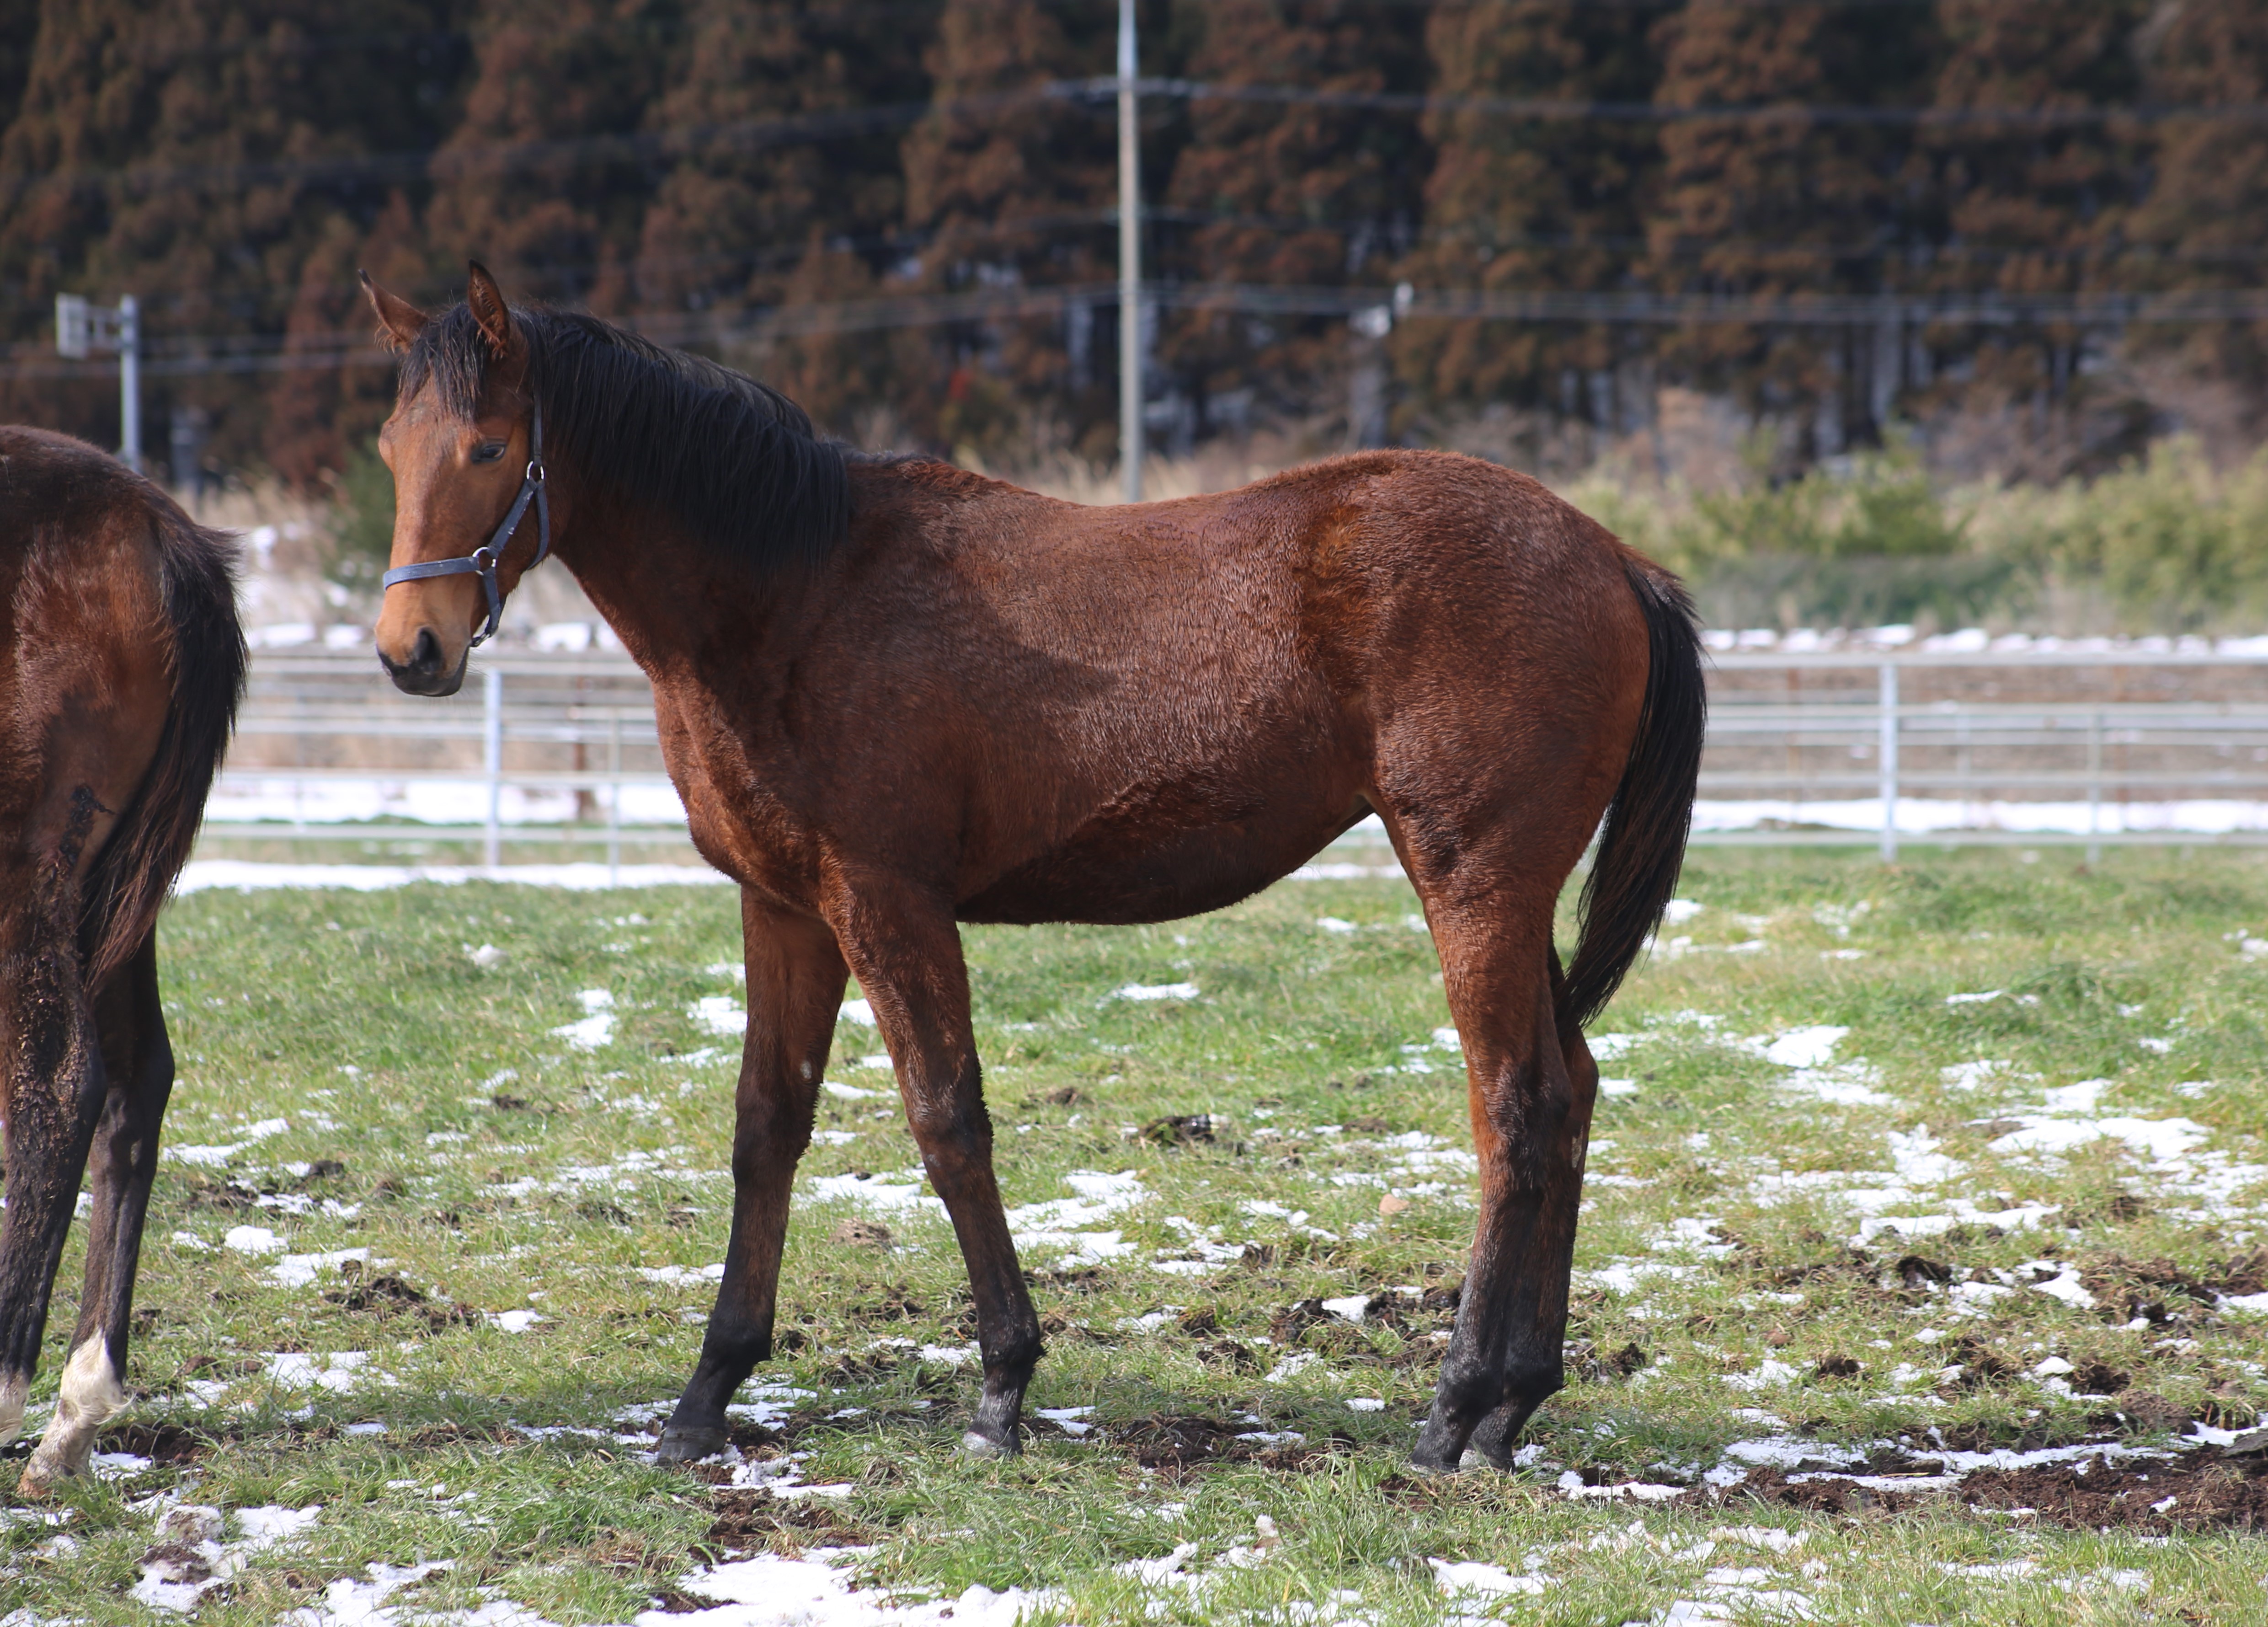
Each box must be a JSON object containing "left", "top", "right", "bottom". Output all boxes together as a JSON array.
[{"left": 381, "top": 397, "right": 550, "bottom": 648}]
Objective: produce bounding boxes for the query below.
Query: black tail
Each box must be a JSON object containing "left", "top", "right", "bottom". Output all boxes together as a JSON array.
[
  {"left": 1562, "top": 560, "right": 1705, "bottom": 1029},
  {"left": 79, "top": 497, "right": 245, "bottom": 988}
]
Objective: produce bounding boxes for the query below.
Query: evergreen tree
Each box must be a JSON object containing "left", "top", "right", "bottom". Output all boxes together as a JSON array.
[
  {"left": 1392, "top": 0, "right": 1661, "bottom": 432},
  {"left": 898, "top": 0, "right": 1116, "bottom": 456},
  {"left": 0, "top": 0, "right": 472, "bottom": 470},
  {"left": 1157, "top": 0, "right": 1430, "bottom": 442},
  {"left": 1908, "top": 0, "right": 2145, "bottom": 439},
  {"left": 422, "top": 0, "right": 679, "bottom": 310},
  {"left": 631, "top": 0, "right": 936, "bottom": 436},
  {"left": 1644, "top": 0, "right": 1932, "bottom": 450},
  {"left": 0, "top": 3, "right": 40, "bottom": 136},
  {"left": 2129, "top": 0, "right": 2268, "bottom": 412}
]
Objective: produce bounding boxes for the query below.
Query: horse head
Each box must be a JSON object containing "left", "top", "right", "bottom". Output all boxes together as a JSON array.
[{"left": 362, "top": 262, "right": 553, "bottom": 696}]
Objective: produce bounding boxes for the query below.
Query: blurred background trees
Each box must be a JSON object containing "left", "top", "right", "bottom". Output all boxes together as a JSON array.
[{"left": 8, "top": 0, "right": 2268, "bottom": 530}]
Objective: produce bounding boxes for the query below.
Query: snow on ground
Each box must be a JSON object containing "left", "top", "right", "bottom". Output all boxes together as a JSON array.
[
  {"left": 177, "top": 862, "right": 731, "bottom": 893},
  {"left": 1692, "top": 796, "right": 2268, "bottom": 836},
  {"left": 645, "top": 1551, "right": 1064, "bottom": 1627}
]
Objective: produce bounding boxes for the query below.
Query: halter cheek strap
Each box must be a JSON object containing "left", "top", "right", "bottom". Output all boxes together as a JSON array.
[{"left": 381, "top": 398, "right": 550, "bottom": 648}]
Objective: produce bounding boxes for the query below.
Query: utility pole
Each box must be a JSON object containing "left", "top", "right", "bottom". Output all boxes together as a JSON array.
[
  {"left": 1118, "top": 0, "right": 1143, "bottom": 503},
  {"left": 56, "top": 292, "right": 142, "bottom": 473}
]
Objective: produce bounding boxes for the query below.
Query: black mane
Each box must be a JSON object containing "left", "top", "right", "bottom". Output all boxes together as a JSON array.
[{"left": 399, "top": 303, "right": 848, "bottom": 572}]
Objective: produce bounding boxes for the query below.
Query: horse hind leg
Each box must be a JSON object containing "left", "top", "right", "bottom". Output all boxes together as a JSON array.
[
  {"left": 834, "top": 894, "right": 1039, "bottom": 1457},
  {"left": 1464, "top": 950, "right": 1598, "bottom": 1469},
  {"left": 1407, "top": 878, "right": 1593, "bottom": 1474},
  {"left": 0, "top": 849, "right": 113, "bottom": 1466},
  {"left": 22, "top": 932, "right": 171, "bottom": 1494}
]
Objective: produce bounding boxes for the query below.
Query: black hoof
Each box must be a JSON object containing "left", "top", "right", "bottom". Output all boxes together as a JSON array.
[
  {"left": 654, "top": 1424, "right": 728, "bottom": 1464},
  {"left": 1463, "top": 1418, "right": 1522, "bottom": 1471}
]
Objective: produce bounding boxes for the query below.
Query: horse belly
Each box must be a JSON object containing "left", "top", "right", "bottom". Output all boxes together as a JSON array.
[{"left": 958, "top": 813, "right": 1351, "bottom": 926}]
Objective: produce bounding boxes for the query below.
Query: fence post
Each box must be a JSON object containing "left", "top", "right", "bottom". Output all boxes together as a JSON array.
[
  {"left": 1117, "top": 0, "right": 1143, "bottom": 503},
  {"left": 483, "top": 666, "right": 503, "bottom": 870},
  {"left": 1878, "top": 661, "right": 1899, "bottom": 863},
  {"left": 607, "top": 709, "right": 622, "bottom": 887},
  {"left": 2087, "top": 709, "right": 2104, "bottom": 866},
  {"left": 117, "top": 294, "right": 141, "bottom": 473}
]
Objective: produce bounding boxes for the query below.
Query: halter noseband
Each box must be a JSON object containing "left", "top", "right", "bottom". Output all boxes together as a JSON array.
[{"left": 380, "top": 398, "right": 550, "bottom": 648}]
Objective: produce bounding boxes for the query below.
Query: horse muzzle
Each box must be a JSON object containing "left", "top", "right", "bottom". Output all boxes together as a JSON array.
[{"left": 378, "top": 626, "right": 469, "bottom": 697}]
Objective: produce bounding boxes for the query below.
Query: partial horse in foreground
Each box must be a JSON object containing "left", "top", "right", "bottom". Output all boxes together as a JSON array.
[
  {"left": 362, "top": 264, "right": 1703, "bottom": 1473},
  {"left": 0, "top": 429, "right": 244, "bottom": 1493}
]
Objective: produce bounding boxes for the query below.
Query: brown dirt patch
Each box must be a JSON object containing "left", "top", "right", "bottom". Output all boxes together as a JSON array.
[
  {"left": 1960, "top": 1448, "right": 2268, "bottom": 1531},
  {"left": 699, "top": 1488, "right": 883, "bottom": 1556},
  {"left": 99, "top": 1422, "right": 210, "bottom": 1464}
]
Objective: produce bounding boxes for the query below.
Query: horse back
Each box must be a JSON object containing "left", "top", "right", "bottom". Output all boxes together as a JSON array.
[{"left": 695, "top": 450, "right": 1647, "bottom": 925}]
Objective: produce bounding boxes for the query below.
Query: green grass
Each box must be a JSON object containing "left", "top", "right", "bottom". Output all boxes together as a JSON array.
[{"left": 7, "top": 849, "right": 2268, "bottom": 1624}]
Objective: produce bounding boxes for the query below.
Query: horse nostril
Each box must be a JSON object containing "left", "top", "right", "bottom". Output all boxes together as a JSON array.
[{"left": 411, "top": 627, "right": 441, "bottom": 674}]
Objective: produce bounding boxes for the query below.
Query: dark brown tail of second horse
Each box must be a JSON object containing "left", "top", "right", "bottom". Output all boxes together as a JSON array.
[
  {"left": 76, "top": 500, "right": 245, "bottom": 988},
  {"left": 1561, "top": 561, "right": 1705, "bottom": 1030}
]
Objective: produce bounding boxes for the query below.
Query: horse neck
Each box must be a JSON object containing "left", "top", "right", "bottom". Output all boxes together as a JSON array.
[{"left": 547, "top": 490, "right": 792, "bottom": 678}]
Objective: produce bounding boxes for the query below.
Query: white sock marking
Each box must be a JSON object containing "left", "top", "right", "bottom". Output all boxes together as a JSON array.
[{"left": 24, "top": 1329, "right": 126, "bottom": 1484}]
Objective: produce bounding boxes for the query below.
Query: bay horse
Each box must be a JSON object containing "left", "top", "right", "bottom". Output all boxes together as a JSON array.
[
  {"left": 363, "top": 264, "right": 1702, "bottom": 1473},
  {"left": 0, "top": 428, "right": 244, "bottom": 1493}
]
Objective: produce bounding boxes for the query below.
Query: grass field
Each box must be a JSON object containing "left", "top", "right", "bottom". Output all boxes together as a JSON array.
[{"left": 6, "top": 848, "right": 2268, "bottom": 1626}]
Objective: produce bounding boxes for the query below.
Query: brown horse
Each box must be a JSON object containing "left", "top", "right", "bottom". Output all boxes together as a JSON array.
[
  {"left": 363, "top": 264, "right": 1702, "bottom": 1473},
  {"left": 0, "top": 428, "right": 243, "bottom": 1493}
]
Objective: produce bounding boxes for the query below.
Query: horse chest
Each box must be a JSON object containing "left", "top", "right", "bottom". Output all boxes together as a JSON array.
[{"left": 652, "top": 704, "right": 822, "bottom": 900}]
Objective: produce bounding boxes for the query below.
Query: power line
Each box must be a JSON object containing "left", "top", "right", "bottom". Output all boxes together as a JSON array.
[
  {"left": 1118, "top": 76, "right": 2268, "bottom": 130},
  {"left": 12, "top": 282, "right": 2267, "bottom": 384}
]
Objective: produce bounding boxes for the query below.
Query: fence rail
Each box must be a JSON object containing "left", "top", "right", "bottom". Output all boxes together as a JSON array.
[{"left": 204, "top": 644, "right": 2268, "bottom": 873}]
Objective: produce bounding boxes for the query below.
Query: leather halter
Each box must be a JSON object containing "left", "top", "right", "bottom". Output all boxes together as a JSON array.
[{"left": 380, "top": 398, "right": 550, "bottom": 648}]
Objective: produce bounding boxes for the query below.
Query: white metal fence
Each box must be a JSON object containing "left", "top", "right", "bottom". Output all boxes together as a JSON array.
[
  {"left": 1699, "top": 646, "right": 2268, "bottom": 858},
  {"left": 205, "top": 644, "right": 2268, "bottom": 871}
]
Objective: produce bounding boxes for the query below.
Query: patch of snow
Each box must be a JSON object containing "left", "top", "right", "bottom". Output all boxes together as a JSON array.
[
  {"left": 224, "top": 1225, "right": 284, "bottom": 1255},
  {"left": 688, "top": 996, "right": 746, "bottom": 1038},
  {"left": 270, "top": 1247, "right": 369, "bottom": 1288},
  {"left": 170, "top": 1117, "right": 291, "bottom": 1167},
  {"left": 1430, "top": 1558, "right": 1549, "bottom": 1596},
  {"left": 1765, "top": 1026, "right": 1848, "bottom": 1069},
  {"left": 552, "top": 990, "right": 616, "bottom": 1050},
  {"left": 811, "top": 1172, "right": 946, "bottom": 1219},
  {"left": 1112, "top": 982, "right": 1199, "bottom": 1002}
]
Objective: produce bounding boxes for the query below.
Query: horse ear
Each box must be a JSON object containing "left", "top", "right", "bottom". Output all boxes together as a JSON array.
[
  {"left": 360, "top": 270, "right": 428, "bottom": 353},
  {"left": 465, "top": 260, "right": 518, "bottom": 361}
]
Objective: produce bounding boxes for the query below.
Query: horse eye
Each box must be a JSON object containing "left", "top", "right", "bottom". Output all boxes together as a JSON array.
[{"left": 470, "top": 440, "right": 507, "bottom": 464}]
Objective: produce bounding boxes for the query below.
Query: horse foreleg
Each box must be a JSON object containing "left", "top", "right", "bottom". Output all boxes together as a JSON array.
[
  {"left": 1409, "top": 896, "right": 1579, "bottom": 1474},
  {"left": 22, "top": 933, "right": 169, "bottom": 1493},
  {"left": 657, "top": 896, "right": 845, "bottom": 1464},
  {"left": 836, "top": 893, "right": 1038, "bottom": 1458},
  {"left": 0, "top": 864, "right": 111, "bottom": 1472}
]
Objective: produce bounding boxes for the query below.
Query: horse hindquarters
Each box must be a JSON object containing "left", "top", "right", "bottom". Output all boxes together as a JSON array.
[{"left": 1390, "top": 555, "right": 1701, "bottom": 1471}]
